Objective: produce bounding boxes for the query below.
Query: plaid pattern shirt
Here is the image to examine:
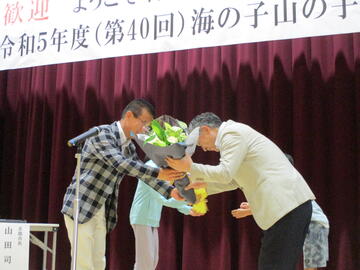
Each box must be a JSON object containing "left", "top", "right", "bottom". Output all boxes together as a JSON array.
[{"left": 61, "top": 121, "right": 174, "bottom": 232}]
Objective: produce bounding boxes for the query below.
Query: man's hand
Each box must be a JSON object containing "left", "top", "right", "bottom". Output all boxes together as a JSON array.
[
  {"left": 184, "top": 181, "right": 207, "bottom": 190},
  {"left": 170, "top": 188, "right": 184, "bottom": 201},
  {"left": 165, "top": 154, "right": 193, "bottom": 172},
  {"left": 158, "top": 168, "right": 186, "bottom": 181},
  {"left": 189, "top": 209, "right": 205, "bottom": 216},
  {"left": 231, "top": 208, "right": 252, "bottom": 219},
  {"left": 231, "top": 202, "right": 252, "bottom": 219},
  {"left": 240, "top": 202, "right": 250, "bottom": 209}
]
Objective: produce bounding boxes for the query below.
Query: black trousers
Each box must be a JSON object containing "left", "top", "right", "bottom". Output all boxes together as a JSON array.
[{"left": 258, "top": 200, "right": 312, "bottom": 270}]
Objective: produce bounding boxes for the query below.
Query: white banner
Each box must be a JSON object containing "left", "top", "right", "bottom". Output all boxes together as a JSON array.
[
  {"left": 0, "top": 0, "right": 359, "bottom": 71},
  {"left": 0, "top": 223, "right": 30, "bottom": 270}
]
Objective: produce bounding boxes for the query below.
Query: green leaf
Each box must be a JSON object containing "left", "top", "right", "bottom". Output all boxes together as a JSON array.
[
  {"left": 178, "top": 133, "right": 187, "bottom": 142},
  {"left": 151, "top": 120, "right": 168, "bottom": 144},
  {"left": 164, "top": 122, "right": 172, "bottom": 130},
  {"left": 144, "top": 134, "right": 156, "bottom": 144},
  {"left": 145, "top": 119, "right": 188, "bottom": 146},
  {"left": 177, "top": 120, "right": 188, "bottom": 129}
]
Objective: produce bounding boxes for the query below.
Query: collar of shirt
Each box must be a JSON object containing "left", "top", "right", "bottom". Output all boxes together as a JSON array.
[
  {"left": 116, "top": 121, "right": 131, "bottom": 148},
  {"left": 215, "top": 122, "right": 225, "bottom": 149}
]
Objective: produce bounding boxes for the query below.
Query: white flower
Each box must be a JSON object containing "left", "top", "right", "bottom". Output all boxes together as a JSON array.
[
  {"left": 167, "top": 136, "right": 178, "bottom": 144},
  {"left": 170, "top": 126, "right": 183, "bottom": 132},
  {"left": 148, "top": 137, "right": 167, "bottom": 146}
]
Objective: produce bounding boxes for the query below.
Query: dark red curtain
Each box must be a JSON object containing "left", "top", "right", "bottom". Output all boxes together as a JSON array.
[{"left": 0, "top": 33, "right": 359, "bottom": 270}]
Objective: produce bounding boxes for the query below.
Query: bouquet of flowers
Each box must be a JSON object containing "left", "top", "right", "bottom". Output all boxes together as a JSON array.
[{"left": 132, "top": 115, "right": 208, "bottom": 212}]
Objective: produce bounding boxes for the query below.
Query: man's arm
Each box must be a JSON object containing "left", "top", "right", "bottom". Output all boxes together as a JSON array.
[
  {"left": 89, "top": 132, "right": 180, "bottom": 198},
  {"left": 166, "top": 133, "right": 247, "bottom": 185},
  {"left": 191, "top": 133, "right": 247, "bottom": 183},
  {"left": 205, "top": 180, "right": 239, "bottom": 195}
]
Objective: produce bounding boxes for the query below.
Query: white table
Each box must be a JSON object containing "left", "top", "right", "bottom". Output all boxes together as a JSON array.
[{"left": 29, "top": 223, "right": 59, "bottom": 270}]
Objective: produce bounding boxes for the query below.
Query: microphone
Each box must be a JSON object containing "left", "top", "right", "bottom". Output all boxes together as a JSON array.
[{"left": 67, "top": 126, "right": 101, "bottom": 147}]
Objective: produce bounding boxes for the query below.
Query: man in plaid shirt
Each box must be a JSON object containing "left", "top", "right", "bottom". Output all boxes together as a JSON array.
[{"left": 62, "top": 99, "right": 184, "bottom": 270}]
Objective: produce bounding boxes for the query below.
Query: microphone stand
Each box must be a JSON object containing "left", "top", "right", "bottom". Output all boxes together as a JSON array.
[
  {"left": 67, "top": 127, "right": 101, "bottom": 270},
  {"left": 71, "top": 143, "right": 83, "bottom": 270}
]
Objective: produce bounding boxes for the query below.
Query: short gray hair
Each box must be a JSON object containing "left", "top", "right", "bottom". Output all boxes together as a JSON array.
[{"left": 189, "top": 112, "right": 222, "bottom": 132}]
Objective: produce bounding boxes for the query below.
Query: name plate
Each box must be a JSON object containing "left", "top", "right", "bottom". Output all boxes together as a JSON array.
[{"left": 0, "top": 223, "right": 29, "bottom": 270}]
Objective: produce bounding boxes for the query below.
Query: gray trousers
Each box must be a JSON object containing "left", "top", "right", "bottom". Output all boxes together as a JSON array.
[{"left": 132, "top": 224, "right": 159, "bottom": 270}]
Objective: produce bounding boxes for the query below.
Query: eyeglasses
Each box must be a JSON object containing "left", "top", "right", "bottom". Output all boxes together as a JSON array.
[{"left": 136, "top": 116, "right": 150, "bottom": 126}]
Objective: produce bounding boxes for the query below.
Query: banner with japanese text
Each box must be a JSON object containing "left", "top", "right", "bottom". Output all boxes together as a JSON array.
[
  {"left": 0, "top": 223, "right": 30, "bottom": 270},
  {"left": 0, "top": 0, "right": 359, "bottom": 71}
]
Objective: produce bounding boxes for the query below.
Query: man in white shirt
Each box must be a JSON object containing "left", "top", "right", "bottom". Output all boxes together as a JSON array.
[{"left": 166, "top": 112, "right": 315, "bottom": 270}]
